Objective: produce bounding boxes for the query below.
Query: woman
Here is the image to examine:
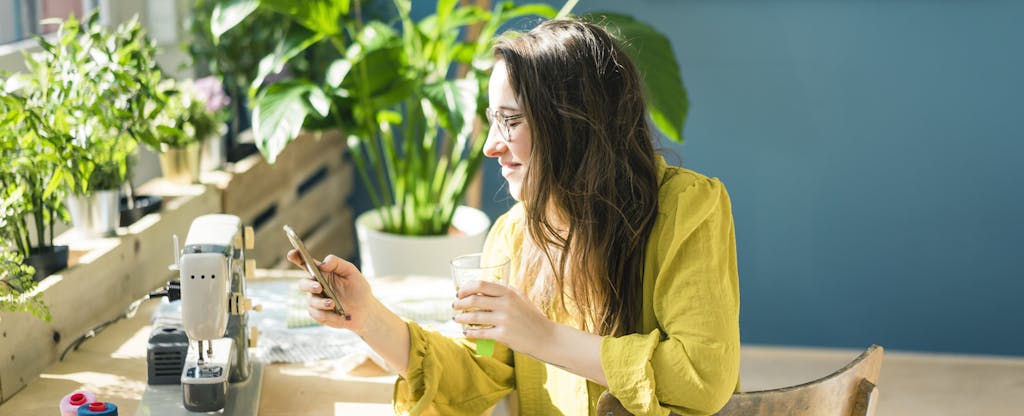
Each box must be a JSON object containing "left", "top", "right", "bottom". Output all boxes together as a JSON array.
[{"left": 290, "top": 18, "right": 740, "bottom": 416}]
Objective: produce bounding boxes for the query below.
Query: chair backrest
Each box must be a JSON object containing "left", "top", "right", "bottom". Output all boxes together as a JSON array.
[{"left": 597, "top": 344, "right": 884, "bottom": 416}]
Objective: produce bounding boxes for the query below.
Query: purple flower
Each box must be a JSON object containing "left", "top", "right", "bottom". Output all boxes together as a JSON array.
[{"left": 192, "top": 76, "right": 231, "bottom": 113}]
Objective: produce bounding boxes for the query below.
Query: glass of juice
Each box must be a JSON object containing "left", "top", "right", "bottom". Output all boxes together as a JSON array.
[{"left": 450, "top": 253, "right": 510, "bottom": 357}]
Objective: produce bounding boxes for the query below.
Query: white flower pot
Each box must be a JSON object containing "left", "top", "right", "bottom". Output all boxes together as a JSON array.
[
  {"left": 200, "top": 135, "right": 225, "bottom": 173},
  {"left": 65, "top": 190, "right": 120, "bottom": 238},
  {"left": 355, "top": 206, "right": 491, "bottom": 278}
]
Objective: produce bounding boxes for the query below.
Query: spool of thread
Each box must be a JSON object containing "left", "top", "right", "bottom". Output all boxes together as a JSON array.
[
  {"left": 77, "top": 402, "right": 118, "bottom": 416},
  {"left": 59, "top": 390, "right": 96, "bottom": 416}
]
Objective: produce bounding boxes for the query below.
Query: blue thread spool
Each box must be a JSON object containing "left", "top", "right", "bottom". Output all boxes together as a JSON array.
[{"left": 77, "top": 401, "right": 118, "bottom": 416}]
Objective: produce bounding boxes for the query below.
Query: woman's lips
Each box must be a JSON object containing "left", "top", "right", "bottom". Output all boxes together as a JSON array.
[{"left": 501, "top": 162, "right": 521, "bottom": 178}]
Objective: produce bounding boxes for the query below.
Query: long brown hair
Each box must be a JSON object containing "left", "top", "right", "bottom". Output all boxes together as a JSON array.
[{"left": 493, "top": 19, "right": 660, "bottom": 336}]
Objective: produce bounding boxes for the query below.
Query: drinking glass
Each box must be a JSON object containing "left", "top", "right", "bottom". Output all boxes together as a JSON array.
[{"left": 450, "top": 253, "right": 510, "bottom": 356}]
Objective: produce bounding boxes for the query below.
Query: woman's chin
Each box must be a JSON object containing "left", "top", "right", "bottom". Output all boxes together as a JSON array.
[{"left": 508, "top": 182, "right": 522, "bottom": 201}]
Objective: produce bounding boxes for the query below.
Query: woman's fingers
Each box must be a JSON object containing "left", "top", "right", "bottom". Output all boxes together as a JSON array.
[
  {"left": 461, "top": 325, "right": 505, "bottom": 340},
  {"left": 307, "top": 293, "right": 335, "bottom": 310},
  {"left": 452, "top": 308, "right": 506, "bottom": 326},
  {"left": 455, "top": 280, "right": 508, "bottom": 299},
  {"left": 296, "top": 278, "right": 322, "bottom": 294},
  {"left": 307, "top": 306, "right": 340, "bottom": 327},
  {"left": 317, "top": 254, "right": 361, "bottom": 278},
  {"left": 286, "top": 249, "right": 304, "bottom": 267},
  {"left": 453, "top": 292, "right": 504, "bottom": 312}
]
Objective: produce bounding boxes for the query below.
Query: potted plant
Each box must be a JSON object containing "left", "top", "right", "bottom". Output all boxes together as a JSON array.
[
  {"left": 0, "top": 75, "right": 72, "bottom": 281},
  {"left": 213, "top": 0, "right": 689, "bottom": 277},
  {"left": 0, "top": 141, "right": 49, "bottom": 319},
  {"left": 21, "top": 13, "right": 168, "bottom": 236},
  {"left": 150, "top": 76, "right": 231, "bottom": 184}
]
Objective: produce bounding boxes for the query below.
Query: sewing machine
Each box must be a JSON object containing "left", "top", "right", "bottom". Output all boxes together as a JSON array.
[{"left": 137, "top": 214, "right": 263, "bottom": 415}]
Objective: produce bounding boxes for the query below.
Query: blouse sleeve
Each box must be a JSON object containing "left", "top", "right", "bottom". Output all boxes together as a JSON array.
[
  {"left": 392, "top": 210, "right": 520, "bottom": 415},
  {"left": 393, "top": 322, "right": 515, "bottom": 415},
  {"left": 600, "top": 176, "right": 741, "bottom": 416}
]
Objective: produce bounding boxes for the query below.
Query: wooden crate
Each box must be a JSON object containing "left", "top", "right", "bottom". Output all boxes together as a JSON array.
[
  {"left": 272, "top": 208, "right": 356, "bottom": 270},
  {"left": 207, "top": 130, "right": 355, "bottom": 268},
  {"left": 0, "top": 184, "right": 219, "bottom": 402}
]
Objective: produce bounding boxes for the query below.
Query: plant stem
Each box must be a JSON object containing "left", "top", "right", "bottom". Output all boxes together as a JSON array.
[
  {"left": 47, "top": 205, "right": 54, "bottom": 248},
  {"left": 31, "top": 192, "right": 44, "bottom": 249}
]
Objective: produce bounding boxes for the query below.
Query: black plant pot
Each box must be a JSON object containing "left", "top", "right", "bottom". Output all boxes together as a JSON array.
[
  {"left": 120, "top": 195, "right": 163, "bottom": 227},
  {"left": 26, "top": 245, "right": 70, "bottom": 282}
]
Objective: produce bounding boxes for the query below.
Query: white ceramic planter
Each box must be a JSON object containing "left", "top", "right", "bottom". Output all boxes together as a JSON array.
[
  {"left": 200, "top": 135, "right": 225, "bottom": 173},
  {"left": 65, "top": 189, "right": 120, "bottom": 238},
  {"left": 355, "top": 206, "right": 491, "bottom": 278}
]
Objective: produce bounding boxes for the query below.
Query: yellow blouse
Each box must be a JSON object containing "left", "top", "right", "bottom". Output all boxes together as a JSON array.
[{"left": 394, "top": 156, "right": 740, "bottom": 415}]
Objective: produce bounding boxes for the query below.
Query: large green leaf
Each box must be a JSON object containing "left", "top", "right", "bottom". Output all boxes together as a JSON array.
[
  {"left": 258, "top": 0, "right": 350, "bottom": 37},
  {"left": 251, "top": 80, "right": 320, "bottom": 162},
  {"left": 340, "top": 23, "right": 407, "bottom": 104},
  {"left": 211, "top": 0, "right": 260, "bottom": 40},
  {"left": 587, "top": 12, "right": 688, "bottom": 143},
  {"left": 250, "top": 25, "right": 325, "bottom": 95},
  {"left": 421, "top": 78, "right": 477, "bottom": 141}
]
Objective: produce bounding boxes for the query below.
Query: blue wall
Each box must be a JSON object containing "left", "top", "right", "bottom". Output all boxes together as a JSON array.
[{"left": 477, "top": 0, "right": 1024, "bottom": 356}]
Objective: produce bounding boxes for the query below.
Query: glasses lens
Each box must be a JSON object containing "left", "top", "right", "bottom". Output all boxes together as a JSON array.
[{"left": 487, "top": 109, "right": 510, "bottom": 142}]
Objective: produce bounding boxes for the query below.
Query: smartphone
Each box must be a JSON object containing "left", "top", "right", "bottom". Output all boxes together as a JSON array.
[{"left": 283, "top": 225, "right": 348, "bottom": 318}]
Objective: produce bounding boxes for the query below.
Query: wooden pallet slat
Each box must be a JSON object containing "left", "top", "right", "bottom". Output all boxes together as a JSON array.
[{"left": 253, "top": 162, "right": 354, "bottom": 267}]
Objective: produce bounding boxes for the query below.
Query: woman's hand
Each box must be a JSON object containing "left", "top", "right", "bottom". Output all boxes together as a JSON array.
[
  {"left": 453, "top": 280, "right": 609, "bottom": 384},
  {"left": 452, "top": 280, "right": 554, "bottom": 357},
  {"left": 288, "top": 250, "right": 413, "bottom": 375},
  {"left": 287, "top": 251, "right": 378, "bottom": 334}
]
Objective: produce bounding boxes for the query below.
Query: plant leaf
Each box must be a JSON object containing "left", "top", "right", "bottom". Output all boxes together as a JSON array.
[
  {"left": 211, "top": 0, "right": 260, "bottom": 40},
  {"left": 308, "top": 87, "right": 330, "bottom": 117},
  {"left": 258, "top": 0, "right": 350, "bottom": 36},
  {"left": 250, "top": 25, "right": 325, "bottom": 94},
  {"left": 587, "top": 12, "right": 687, "bottom": 142},
  {"left": 555, "top": 0, "right": 580, "bottom": 19},
  {"left": 251, "top": 80, "right": 318, "bottom": 163}
]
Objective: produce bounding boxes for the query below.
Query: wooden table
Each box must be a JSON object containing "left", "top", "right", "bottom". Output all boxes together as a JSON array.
[{"left": 0, "top": 273, "right": 459, "bottom": 415}]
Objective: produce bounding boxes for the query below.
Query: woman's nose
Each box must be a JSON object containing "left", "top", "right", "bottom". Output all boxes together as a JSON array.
[{"left": 482, "top": 123, "right": 505, "bottom": 158}]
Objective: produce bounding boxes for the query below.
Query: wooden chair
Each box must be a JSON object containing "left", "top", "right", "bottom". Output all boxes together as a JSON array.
[{"left": 597, "top": 344, "right": 884, "bottom": 416}]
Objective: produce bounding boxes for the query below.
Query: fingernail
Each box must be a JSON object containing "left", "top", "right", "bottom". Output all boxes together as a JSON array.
[
  {"left": 324, "top": 299, "right": 332, "bottom": 307},
  {"left": 312, "top": 282, "right": 321, "bottom": 290}
]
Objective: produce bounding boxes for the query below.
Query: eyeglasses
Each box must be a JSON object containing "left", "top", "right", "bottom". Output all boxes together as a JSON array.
[{"left": 485, "top": 107, "right": 525, "bottom": 143}]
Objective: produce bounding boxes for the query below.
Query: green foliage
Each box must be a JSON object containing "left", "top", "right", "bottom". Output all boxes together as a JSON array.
[
  {"left": 0, "top": 247, "right": 51, "bottom": 322},
  {"left": 1, "top": 12, "right": 174, "bottom": 256},
  {"left": 19, "top": 12, "right": 167, "bottom": 194},
  {"left": 188, "top": 0, "right": 298, "bottom": 113},
  {"left": 0, "top": 75, "right": 69, "bottom": 253},
  {"left": 213, "top": 0, "right": 688, "bottom": 236},
  {"left": 151, "top": 77, "right": 231, "bottom": 148}
]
